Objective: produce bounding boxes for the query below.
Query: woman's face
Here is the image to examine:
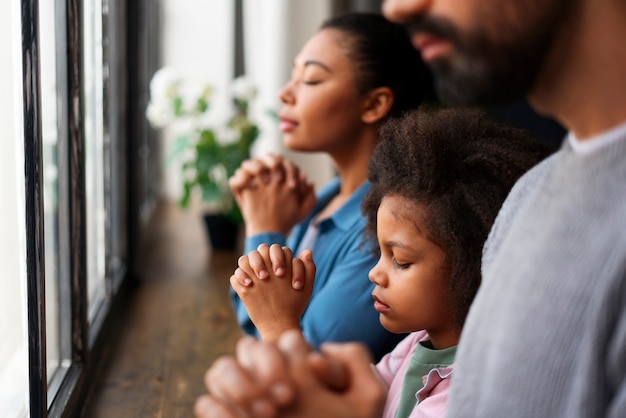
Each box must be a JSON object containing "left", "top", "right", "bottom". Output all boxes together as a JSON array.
[
  {"left": 369, "top": 195, "right": 459, "bottom": 349},
  {"left": 278, "top": 29, "right": 369, "bottom": 153}
]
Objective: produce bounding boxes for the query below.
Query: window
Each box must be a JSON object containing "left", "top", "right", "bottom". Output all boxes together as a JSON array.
[
  {"left": 40, "top": 0, "right": 62, "bottom": 382},
  {"left": 83, "top": 0, "right": 107, "bottom": 322},
  {"left": 3, "top": 0, "right": 159, "bottom": 416}
]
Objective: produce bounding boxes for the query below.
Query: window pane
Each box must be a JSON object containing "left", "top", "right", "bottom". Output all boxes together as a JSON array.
[
  {"left": 39, "top": 0, "right": 62, "bottom": 385},
  {"left": 107, "top": 0, "right": 128, "bottom": 282},
  {"left": 83, "top": 0, "right": 107, "bottom": 321},
  {"left": 0, "top": 1, "right": 29, "bottom": 416}
]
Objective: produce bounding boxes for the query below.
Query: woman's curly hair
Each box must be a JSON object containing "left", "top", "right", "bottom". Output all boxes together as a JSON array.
[{"left": 362, "top": 107, "right": 556, "bottom": 329}]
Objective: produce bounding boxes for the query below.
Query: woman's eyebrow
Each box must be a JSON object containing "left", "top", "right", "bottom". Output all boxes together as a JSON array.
[{"left": 303, "top": 60, "right": 332, "bottom": 72}]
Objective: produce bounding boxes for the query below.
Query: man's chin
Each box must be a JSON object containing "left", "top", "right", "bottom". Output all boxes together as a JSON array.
[
  {"left": 433, "top": 74, "right": 525, "bottom": 107},
  {"left": 428, "top": 54, "right": 534, "bottom": 106}
]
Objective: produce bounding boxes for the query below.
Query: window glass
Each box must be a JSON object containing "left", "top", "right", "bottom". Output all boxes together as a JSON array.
[
  {"left": 0, "top": 1, "right": 29, "bottom": 416},
  {"left": 83, "top": 0, "right": 107, "bottom": 321},
  {"left": 39, "top": 0, "right": 62, "bottom": 385}
]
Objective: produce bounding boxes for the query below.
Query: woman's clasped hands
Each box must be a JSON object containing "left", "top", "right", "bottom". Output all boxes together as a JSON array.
[{"left": 228, "top": 153, "right": 316, "bottom": 237}]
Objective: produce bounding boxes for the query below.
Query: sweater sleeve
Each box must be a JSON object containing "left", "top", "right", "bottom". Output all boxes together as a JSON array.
[{"left": 607, "top": 270, "right": 626, "bottom": 418}]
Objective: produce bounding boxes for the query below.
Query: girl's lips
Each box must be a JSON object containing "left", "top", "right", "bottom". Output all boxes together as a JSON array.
[
  {"left": 279, "top": 116, "right": 298, "bottom": 132},
  {"left": 412, "top": 33, "right": 451, "bottom": 63},
  {"left": 372, "top": 294, "right": 390, "bottom": 313}
]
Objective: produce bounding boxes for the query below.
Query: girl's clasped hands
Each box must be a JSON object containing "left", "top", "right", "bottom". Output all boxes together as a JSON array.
[{"left": 230, "top": 243, "right": 315, "bottom": 342}]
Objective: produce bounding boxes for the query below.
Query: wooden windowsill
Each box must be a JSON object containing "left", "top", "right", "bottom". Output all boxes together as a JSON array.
[{"left": 83, "top": 201, "right": 243, "bottom": 417}]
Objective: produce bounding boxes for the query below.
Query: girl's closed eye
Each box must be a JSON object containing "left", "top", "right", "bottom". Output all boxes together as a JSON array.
[
  {"left": 392, "top": 257, "right": 411, "bottom": 270},
  {"left": 302, "top": 79, "right": 322, "bottom": 85}
]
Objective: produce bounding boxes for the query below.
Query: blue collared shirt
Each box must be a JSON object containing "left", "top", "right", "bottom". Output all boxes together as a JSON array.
[{"left": 230, "top": 178, "right": 406, "bottom": 361}]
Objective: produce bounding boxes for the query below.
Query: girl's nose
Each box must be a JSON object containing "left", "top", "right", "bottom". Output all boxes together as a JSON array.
[{"left": 369, "top": 260, "right": 385, "bottom": 286}]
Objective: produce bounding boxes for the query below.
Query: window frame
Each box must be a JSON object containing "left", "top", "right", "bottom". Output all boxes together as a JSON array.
[
  {"left": 22, "top": 0, "right": 48, "bottom": 416},
  {"left": 19, "top": 0, "right": 158, "bottom": 416}
]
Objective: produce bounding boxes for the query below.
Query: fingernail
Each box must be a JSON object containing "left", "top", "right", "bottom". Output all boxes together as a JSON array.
[
  {"left": 244, "top": 278, "right": 252, "bottom": 286},
  {"left": 275, "top": 267, "right": 285, "bottom": 276},
  {"left": 271, "top": 382, "right": 293, "bottom": 404},
  {"left": 252, "top": 399, "right": 274, "bottom": 418},
  {"left": 293, "top": 280, "right": 302, "bottom": 290},
  {"left": 259, "top": 270, "right": 268, "bottom": 279}
]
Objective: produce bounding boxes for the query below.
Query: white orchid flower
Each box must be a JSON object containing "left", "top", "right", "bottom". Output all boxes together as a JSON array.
[
  {"left": 180, "top": 79, "right": 214, "bottom": 114},
  {"left": 209, "top": 164, "right": 229, "bottom": 189},
  {"left": 145, "top": 100, "right": 174, "bottom": 128},
  {"left": 231, "top": 75, "right": 257, "bottom": 102},
  {"left": 215, "top": 125, "right": 239, "bottom": 146},
  {"left": 145, "top": 67, "right": 259, "bottom": 213},
  {"left": 149, "top": 66, "right": 182, "bottom": 102}
]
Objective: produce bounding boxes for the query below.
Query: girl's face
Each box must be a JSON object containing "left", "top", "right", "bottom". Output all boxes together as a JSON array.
[
  {"left": 278, "top": 29, "right": 369, "bottom": 153},
  {"left": 369, "top": 195, "right": 459, "bottom": 349}
]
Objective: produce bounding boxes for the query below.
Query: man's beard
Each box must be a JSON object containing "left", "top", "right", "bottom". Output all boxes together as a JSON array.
[
  {"left": 429, "top": 39, "right": 546, "bottom": 106},
  {"left": 405, "top": 10, "right": 563, "bottom": 107}
]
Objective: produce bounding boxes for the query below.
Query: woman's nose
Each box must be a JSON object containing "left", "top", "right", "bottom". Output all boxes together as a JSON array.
[{"left": 278, "top": 82, "right": 295, "bottom": 104}]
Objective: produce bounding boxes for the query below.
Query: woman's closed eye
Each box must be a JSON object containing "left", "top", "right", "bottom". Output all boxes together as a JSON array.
[{"left": 301, "top": 64, "right": 328, "bottom": 85}]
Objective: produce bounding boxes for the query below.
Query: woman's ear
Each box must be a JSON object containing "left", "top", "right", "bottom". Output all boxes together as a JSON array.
[{"left": 361, "top": 87, "right": 394, "bottom": 124}]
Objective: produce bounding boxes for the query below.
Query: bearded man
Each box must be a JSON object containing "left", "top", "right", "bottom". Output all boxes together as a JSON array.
[{"left": 382, "top": 1, "right": 626, "bottom": 416}]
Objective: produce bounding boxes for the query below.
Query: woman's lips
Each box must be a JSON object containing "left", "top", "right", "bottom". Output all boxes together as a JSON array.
[
  {"left": 372, "top": 294, "right": 390, "bottom": 313},
  {"left": 412, "top": 33, "right": 451, "bottom": 63},
  {"left": 279, "top": 116, "right": 298, "bottom": 132}
]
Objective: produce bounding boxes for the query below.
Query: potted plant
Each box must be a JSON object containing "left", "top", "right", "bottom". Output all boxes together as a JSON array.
[{"left": 146, "top": 67, "right": 259, "bottom": 249}]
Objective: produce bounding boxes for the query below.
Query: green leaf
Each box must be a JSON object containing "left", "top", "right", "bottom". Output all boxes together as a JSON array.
[
  {"left": 180, "top": 181, "right": 193, "bottom": 208},
  {"left": 173, "top": 96, "right": 184, "bottom": 116},
  {"left": 200, "top": 181, "right": 223, "bottom": 203},
  {"left": 197, "top": 97, "right": 208, "bottom": 113}
]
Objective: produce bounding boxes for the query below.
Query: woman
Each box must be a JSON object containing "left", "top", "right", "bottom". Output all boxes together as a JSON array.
[{"left": 229, "top": 12, "right": 432, "bottom": 360}]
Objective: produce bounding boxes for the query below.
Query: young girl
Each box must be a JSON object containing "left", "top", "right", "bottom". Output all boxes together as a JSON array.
[
  {"left": 215, "top": 107, "right": 555, "bottom": 418},
  {"left": 228, "top": 12, "right": 433, "bottom": 360}
]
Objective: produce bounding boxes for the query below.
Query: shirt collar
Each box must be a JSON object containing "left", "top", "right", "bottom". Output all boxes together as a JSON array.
[
  {"left": 314, "top": 178, "right": 371, "bottom": 232},
  {"left": 567, "top": 119, "right": 626, "bottom": 154}
]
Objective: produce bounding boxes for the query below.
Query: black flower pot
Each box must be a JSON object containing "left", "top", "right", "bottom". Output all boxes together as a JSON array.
[{"left": 203, "top": 213, "right": 240, "bottom": 251}]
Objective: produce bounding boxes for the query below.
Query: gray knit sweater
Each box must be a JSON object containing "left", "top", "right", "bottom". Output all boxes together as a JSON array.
[{"left": 447, "top": 128, "right": 626, "bottom": 417}]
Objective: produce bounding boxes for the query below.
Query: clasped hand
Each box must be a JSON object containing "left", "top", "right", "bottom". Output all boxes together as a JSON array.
[
  {"left": 229, "top": 153, "right": 316, "bottom": 236},
  {"left": 231, "top": 243, "right": 315, "bottom": 342},
  {"left": 194, "top": 330, "right": 387, "bottom": 418}
]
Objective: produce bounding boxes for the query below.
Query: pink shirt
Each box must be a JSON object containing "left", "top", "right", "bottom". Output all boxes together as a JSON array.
[{"left": 376, "top": 331, "right": 454, "bottom": 418}]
